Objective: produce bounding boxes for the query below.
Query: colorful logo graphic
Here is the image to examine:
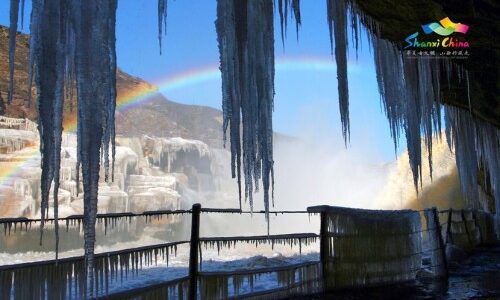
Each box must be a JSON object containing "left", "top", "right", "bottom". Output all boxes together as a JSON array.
[
  {"left": 404, "top": 17, "right": 470, "bottom": 50},
  {"left": 421, "top": 17, "right": 469, "bottom": 36}
]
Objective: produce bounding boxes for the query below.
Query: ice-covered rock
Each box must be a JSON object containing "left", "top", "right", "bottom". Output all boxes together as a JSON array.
[
  {"left": 0, "top": 129, "right": 37, "bottom": 153},
  {"left": 143, "top": 136, "right": 211, "bottom": 173},
  {"left": 0, "top": 122, "right": 230, "bottom": 218}
]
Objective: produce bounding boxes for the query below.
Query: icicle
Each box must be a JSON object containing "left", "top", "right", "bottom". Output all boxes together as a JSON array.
[
  {"left": 277, "top": 0, "right": 301, "bottom": 45},
  {"left": 28, "top": 0, "right": 68, "bottom": 259},
  {"left": 8, "top": 0, "right": 20, "bottom": 104},
  {"left": 291, "top": 0, "right": 301, "bottom": 40},
  {"left": 278, "top": 0, "right": 286, "bottom": 47},
  {"left": 20, "top": 0, "right": 25, "bottom": 28},
  {"left": 216, "top": 0, "right": 275, "bottom": 218},
  {"left": 326, "top": 0, "right": 350, "bottom": 143},
  {"left": 158, "top": 0, "right": 168, "bottom": 54},
  {"left": 70, "top": 1, "right": 118, "bottom": 296},
  {"left": 445, "top": 105, "right": 500, "bottom": 218}
]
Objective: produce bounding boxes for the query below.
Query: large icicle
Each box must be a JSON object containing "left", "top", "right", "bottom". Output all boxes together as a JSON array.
[
  {"left": 8, "top": 0, "right": 118, "bottom": 296},
  {"left": 71, "top": 1, "right": 118, "bottom": 296},
  {"left": 327, "top": 0, "right": 350, "bottom": 143},
  {"left": 277, "top": 0, "right": 302, "bottom": 44},
  {"left": 368, "top": 25, "right": 442, "bottom": 190},
  {"left": 8, "top": 0, "right": 20, "bottom": 104},
  {"left": 216, "top": 0, "right": 275, "bottom": 217},
  {"left": 28, "top": 0, "right": 69, "bottom": 259},
  {"left": 157, "top": 0, "right": 168, "bottom": 54},
  {"left": 445, "top": 106, "right": 500, "bottom": 220},
  {"left": 291, "top": 0, "right": 301, "bottom": 39}
]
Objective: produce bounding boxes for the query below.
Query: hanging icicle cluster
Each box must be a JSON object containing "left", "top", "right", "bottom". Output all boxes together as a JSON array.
[
  {"left": 216, "top": 0, "right": 275, "bottom": 216},
  {"left": 445, "top": 105, "right": 500, "bottom": 218},
  {"left": 327, "top": 0, "right": 350, "bottom": 142},
  {"left": 9, "top": 0, "right": 118, "bottom": 297},
  {"left": 370, "top": 37, "right": 443, "bottom": 190},
  {"left": 66, "top": 1, "right": 118, "bottom": 297},
  {"left": 343, "top": 2, "right": 500, "bottom": 212},
  {"left": 215, "top": 0, "right": 499, "bottom": 216},
  {"left": 277, "top": 0, "right": 302, "bottom": 43},
  {"left": 200, "top": 233, "right": 318, "bottom": 255},
  {"left": 28, "top": 0, "right": 71, "bottom": 261},
  {"left": 0, "top": 241, "right": 183, "bottom": 299}
]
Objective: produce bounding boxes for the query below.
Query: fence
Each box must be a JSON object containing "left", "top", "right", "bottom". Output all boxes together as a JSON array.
[
  {"left": 0, "top": 116, "right": 38, "bottom": 133},
  {"left": 0, "top": 205, "right": 497, "bottom": 299}
]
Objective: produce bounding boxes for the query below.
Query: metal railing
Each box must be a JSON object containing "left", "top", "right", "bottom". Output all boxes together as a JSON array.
[{"left": 0, "top": 205, "right": 496, "bottom": 300}]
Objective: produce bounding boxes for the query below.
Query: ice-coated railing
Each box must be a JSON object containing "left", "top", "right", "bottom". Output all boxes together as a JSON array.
[
  {"left": 0, "top": 204, "right": 496, "bottom": 300},
  {"left": 0, "top": 116, "right": 38, "bottom": 133}
]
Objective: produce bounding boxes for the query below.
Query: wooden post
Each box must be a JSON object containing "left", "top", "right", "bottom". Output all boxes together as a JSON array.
[
  {"left": 461, "top": 210, "right": 473, "bottom": 248},
  {"left": 319, "top": 211, "right": 329, "bottom": 291},
  {"left": 188, "top": 203, "right": 201, "bottom": 300},
  {"left": 432, "top": 207, "right": 448, "bottom": 278},
  {"left": 446, "top": 209, "right": 453, "bottom": 244}
]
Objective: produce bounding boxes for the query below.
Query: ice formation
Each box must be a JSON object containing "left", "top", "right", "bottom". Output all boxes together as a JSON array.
[
  {"left": 422, "top": 209, "right": 447, "bottom": 277},
  {"left": 0, "top": 241, "right": 184, "bottom": 299},
  {"left": 216, "top": 0, "right": 275, "bottom": 218},
  {"left": 277, "top": 0, "right": 302, "bottom": 44},
  {"left": 9, "top": 0, "right": 118, "bottom": 296},
  {"left": 5, "top": 0, "right": 500, "bottom": 295},
  {"left": 199, "top": 262, "right": 320, "bottom": 299},
  {"left": 321, "top": 206, "right": 422, "bottom": 288},
  {"left": 327, "top": 0, "right": 350, "bottom": 142},
  {"left": 441, "top": 209, "right": 480, "bottom": 252},
  {"left": 158, "top": 0, "right": 168, "bottom": 54},
  {"left": 445, "top": 106, "right": 500, "bottom": 218},
  {"left": 350, "top": 2, "right": 499, "bottom": 216},
  {"left": 368, "top": 31, "right": 443, "bottom": 190},
  {"left": 144, "top": 136, "right": 210, "bottom": 173},
  {"left": 200, "top": 233, "right": 318, "bottom": 256},
  {"left": 473, "top": 210, "right": 497, "bottom": 244},
  {"left": 7, "top": 0, "right": 20, "bottom": 103}
]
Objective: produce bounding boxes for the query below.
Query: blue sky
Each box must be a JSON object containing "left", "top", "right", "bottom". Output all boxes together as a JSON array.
[{"left": 0, "top": 0, "right": 405, "bottom": 162}]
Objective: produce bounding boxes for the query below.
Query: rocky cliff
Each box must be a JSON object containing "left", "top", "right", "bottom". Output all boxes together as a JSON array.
[{"left": 0, "top": 25, "right": 224, "bottom": 148}]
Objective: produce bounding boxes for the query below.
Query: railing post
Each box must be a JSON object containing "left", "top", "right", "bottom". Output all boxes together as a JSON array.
[
  {"left": 189, "top": 203, "right": 201, "bottom": 300},
  {"left": 461, "top": 209, "right": 473, "bottom": 248},
  {"left": 446, "top": 209, "right": 453, "bottom": 244},
  {"left": 432, "top": 207, "right": 448, "bottom": 278},
  {"left": 319, "top": 211, "right": 328, "bottom": 291}
]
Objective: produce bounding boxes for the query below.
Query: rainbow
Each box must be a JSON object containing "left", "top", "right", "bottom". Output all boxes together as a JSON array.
[
  {"left": 63, "top": 56, "right": 354, "bottom": 131},
  {"left": 0, "top": 147, "right": 39, "bottom": 186},
  {"left": 1, "top": 55, "right": 352, "bottom": 185}
]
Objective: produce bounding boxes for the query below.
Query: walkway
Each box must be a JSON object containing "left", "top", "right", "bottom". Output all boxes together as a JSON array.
[{"left": 301, "top": 244, "right": 500, "bottom": 300}]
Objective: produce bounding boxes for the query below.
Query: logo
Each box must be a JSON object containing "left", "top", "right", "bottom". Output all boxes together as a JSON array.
[
  {"left": 404, "top": 17, "right": 470, "bottom": 58},
  {"left": 421, "top": 17, "right": 469, "bottom": 36}
]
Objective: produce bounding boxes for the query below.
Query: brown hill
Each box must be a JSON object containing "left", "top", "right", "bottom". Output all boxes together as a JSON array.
[{"left": 0, "top": 25, "right": 224, "bottom": 148}]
